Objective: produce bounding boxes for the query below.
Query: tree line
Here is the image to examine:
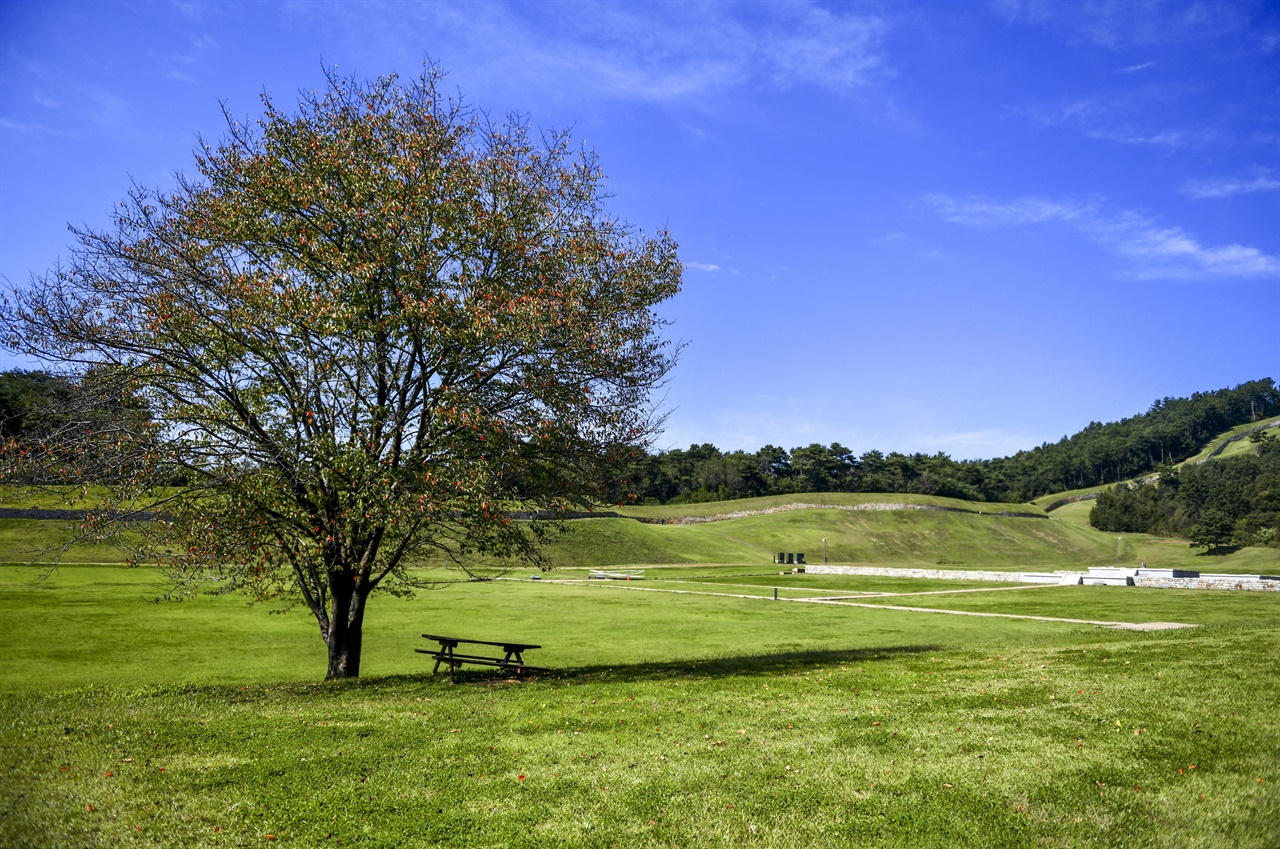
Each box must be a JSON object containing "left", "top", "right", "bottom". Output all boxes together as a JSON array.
[
  {"left": 616, "top": 379, "right": 1279, "bottom": 506},
  {"left": 6, "top": 372, "right": 1277, "bottom": 510}
]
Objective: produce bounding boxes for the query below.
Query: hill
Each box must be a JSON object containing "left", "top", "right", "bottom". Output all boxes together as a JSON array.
[{"left": 621, "top": 378, "right": 1280, "bottom": 505}]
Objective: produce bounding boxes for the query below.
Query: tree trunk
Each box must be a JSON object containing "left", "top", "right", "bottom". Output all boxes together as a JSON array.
[{"left": 325, "top": 574, "right": 370, "bottom": 679}]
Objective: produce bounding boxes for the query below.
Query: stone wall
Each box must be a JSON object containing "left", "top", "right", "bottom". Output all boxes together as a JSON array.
[
  {"left": 807, "top": 564, "right": 1035, "bottom": 583},
  {"left": 806, "top": 563, "right": 1280, "bottom": 592}
]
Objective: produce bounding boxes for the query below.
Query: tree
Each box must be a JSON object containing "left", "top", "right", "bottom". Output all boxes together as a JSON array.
[
  {"left": 1187, "top": 509, "right": 1234, "bottom": 553},
  {"left": 0, "top": 370, "right": 70, "bottom": 439},
  {"left": 0, "top": 367, "right": 153, "bottom": 484},
  {"left": 1, "top": 66, "right": 682, "bottom": 679}
]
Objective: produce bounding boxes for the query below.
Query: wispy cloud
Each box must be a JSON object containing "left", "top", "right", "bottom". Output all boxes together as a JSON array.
[
  {"left": 1118, "top": 61, "right": 1156, "bottom": 73},
  {"left": 1022, "top": 97, "right": 1201, "bottom": 150},
  {"left": 290, "top": 1, "right": 890, "bottom": 105},
  {"left": 685, "top": 262, "right": 721, "bottom": 272},
  {"left": 1083, "top": 128, "right": 1191, "bottom": 147},
  {"left": 1180, "top": 171, "right": 1280, "bottom": 200},
  {"left": 993, "top": 0, "right": 1257, "bottom": 49},
  {"left": 926, "top": 193, "right": 1279, "bottom": 280},
  {"left": 925, "top": 194, "right": 1089, "bottom": 227}
]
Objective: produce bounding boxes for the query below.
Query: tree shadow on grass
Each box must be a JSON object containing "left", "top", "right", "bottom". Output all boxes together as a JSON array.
[
  {"left": 1196, "top": 545, "right": 1242, "bottom": 556},
  {"left": 397, "top": 643, "right": 943, "bottom": 686}
]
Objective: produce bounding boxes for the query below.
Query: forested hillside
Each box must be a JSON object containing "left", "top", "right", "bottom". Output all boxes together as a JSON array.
[
  {"left": 1090, "top": 428, "right": 1280, "bottom": 550},
  {"left": 620, "top": 378, "right": 1279, "bottom": 506}
]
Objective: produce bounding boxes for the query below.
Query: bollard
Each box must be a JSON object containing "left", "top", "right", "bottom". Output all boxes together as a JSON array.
[{"left": 774, "top": 587, "right": 778, "bottom": 601}]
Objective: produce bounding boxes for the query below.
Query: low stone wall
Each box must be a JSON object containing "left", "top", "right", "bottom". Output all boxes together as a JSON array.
[
  {"left": 0, "top": 507, "right": 163, "bottom": 522},
  {"left": 1043, "top": 493, "right": 1099, "bottom": 512},
  {"left": 1133, "top": 576, "right": 1280, "bottom": 592},
  {"left": 807, "top": 564, "right": 1032, "bottom": 583},
  {"left": 1197, "top": 421, "right": 1280, "bottom": 463},
  {"left": 808, "top": 564, "right": 1280, "bottom": 591}
]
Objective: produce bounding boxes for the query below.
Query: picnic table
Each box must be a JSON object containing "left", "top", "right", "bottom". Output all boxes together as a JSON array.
[{"left": 416, "top": 634, "right": 547, "bottom": 684}]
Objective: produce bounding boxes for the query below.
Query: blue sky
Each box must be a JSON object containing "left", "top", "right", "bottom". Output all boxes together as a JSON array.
[{"left": 2, "top": 0, "right": 1277, "bottom": 459}]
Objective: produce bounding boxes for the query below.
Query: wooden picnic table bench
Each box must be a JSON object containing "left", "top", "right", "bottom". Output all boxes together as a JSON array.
[{"left": 416, "top": 634, "right": 548, "bottom": 683}]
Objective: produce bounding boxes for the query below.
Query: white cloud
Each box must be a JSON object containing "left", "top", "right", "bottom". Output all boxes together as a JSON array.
[
  {"left": 292, "top": 1, "right": 890, "bottom": 105},
  {"left": 923, "top": 194, "right": 1089, "bottom": 227},
  {"left": 1083, "top": 128, "right": 1190, "bottom": 147},
  {"left": 1118, "top": 61, "right": 1156, "bottom": 73},
  {"left": 993, "top": 0, "right": 1254, "bottom": 48},
  {"left": 1021, "top": 97, "right": 1204, "bottom": 151},
  {"left": 926, "top": 193, "right": 1280, "bottom": 280},
  {"left": 761, "top": 4, "right": 888, "bottom": 89},
  {"left": 1083, "top": 212, "right": 1280, "bottom": 278},
  {"left": 1180, "top": 172, "right": 1280, "bottom": 200},
  {"left": 685, "top": 262, "right": 721, "bottom": 272}
]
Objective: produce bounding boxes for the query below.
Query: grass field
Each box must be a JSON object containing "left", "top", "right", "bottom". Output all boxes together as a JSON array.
[
  {"left": 2, "top": 564, "right": 1278, "bottom": 848},
  {"left": 613, "top": 492, "right": 1046, "bottom": 520},
  {"left": 4, "top": 499, "right": 1278, "bottom": 578},
  {"left": 3, "top": 448, "right": 1279, "bottom": 847},
  {"left": 1179, "top": 416, "right": 1280, "bottom": 466}
]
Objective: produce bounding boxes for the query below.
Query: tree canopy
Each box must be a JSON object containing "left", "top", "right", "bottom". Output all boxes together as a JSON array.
[{"left": 1, "top": 66, "right": 682, "bottom": 678}]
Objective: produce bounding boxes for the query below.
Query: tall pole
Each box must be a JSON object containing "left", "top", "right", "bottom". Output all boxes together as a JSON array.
[{"left": 823, "top": 537, "right": 827, "bottom": 563}]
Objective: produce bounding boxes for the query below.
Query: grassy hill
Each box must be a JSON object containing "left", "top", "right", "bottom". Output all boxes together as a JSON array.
[
  {"left": 5, "top": 486, "right": 1278, "bottom": 575},
  {"left": 613, "top": 491, "right": 1044, "bottom": 520},
  {"left": 4, "top": 420, "right": 1278, "bottom": 575},
  {"left": 1179, "top": 414, "right": 1280, "bottom": 465}
]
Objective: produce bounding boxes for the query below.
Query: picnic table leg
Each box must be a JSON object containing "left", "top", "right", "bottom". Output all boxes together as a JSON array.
[{"left": 447, "top": 646, "right": 456, "bottom": 684}]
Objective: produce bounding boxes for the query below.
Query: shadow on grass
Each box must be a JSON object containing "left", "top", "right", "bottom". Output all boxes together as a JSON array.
[
  {"left": 387, "top": 643, "right": 943, "bottom": 687},
  {"left": 1196, "top": 546, "right": 1243, "bottom": 556}
]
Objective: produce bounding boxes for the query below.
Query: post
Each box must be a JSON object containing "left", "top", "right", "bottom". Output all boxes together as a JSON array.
[
  {"left": 774, "top": 587, "right": 778, "bottom": 601},
  {"left": 823, "top": 537, "right": 827, "bottom": 563}
]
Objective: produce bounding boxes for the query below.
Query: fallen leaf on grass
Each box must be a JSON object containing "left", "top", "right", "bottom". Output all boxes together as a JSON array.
[{"left": 943, "top": 783, "right": 953, "bottom": 788}]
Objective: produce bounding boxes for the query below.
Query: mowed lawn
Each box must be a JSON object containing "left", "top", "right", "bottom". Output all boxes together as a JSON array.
[{"left": 1, "top": 565, "right": 1278, "bottom": 848}]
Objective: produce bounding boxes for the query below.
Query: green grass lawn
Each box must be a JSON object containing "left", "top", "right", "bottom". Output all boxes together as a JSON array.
[
  {"left": 1210, "top": 426, "right": 1278, "bottom": 461},
  {"left": 532, "top": 509, "right": 1129, "bottom": 572},
  {"left": 2, "top": 564, "right": 1278, "bottom": 848},
  {"left": 1032, "top": 485, "right": 1111, "bottom": 511},
  {"left": 0, "top": 518, "right": 136, "bottom": 564},
  {"left": 1179, "top": 415, "right": 1280, "bottom": 466},
  {"left": 6, "top": 501, "right": 1278, "bottom": 577},
  {"left": 614, "top": 492, "right": 1045, "bottom": 520}
]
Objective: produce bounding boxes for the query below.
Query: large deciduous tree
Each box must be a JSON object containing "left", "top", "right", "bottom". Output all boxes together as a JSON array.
[{"left": 1, "top": 66, "right": 681, "bottom": 678}]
